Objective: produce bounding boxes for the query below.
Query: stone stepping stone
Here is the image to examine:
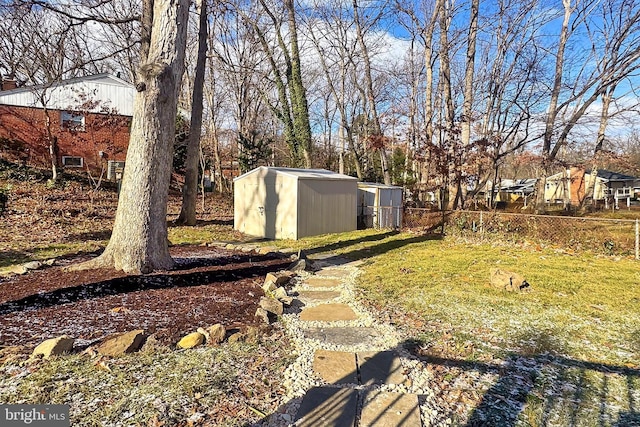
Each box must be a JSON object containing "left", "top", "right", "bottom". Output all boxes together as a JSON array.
[
  {"left": 357, "top": 351, "right": 406, "bottom": 385},
  {"left": 306, "top": 277, "right": 342, "bottom": 288},
  {"left": 315, "top": 268, "right": 352, "bottom": 278},
  {"left": 300, "top": 303, "right": 358, "bottom": 322},
  {"left": 313, "top": 350, "right": 357, "bottom": 384},
  {"left": 360, "top": 391, "right": 421, "bottom": 427},
  {"left": 296, "top": 290, "right": 342, "bottom": 302},
  {"left": 294, "top": 387, "right": 358, "bottom": 427},
  {"left": 303, "top": 327, "right": 384, "bottom": 347}
]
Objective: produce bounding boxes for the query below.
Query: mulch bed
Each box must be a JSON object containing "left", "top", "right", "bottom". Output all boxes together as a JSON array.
[{"left": 0, "top": 245, "right": 290, "bottom": 350}]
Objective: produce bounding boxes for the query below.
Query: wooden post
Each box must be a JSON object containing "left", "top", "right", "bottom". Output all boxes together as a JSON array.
[{"left": 636, "top": 219, "right": 640, "bottom": 259}]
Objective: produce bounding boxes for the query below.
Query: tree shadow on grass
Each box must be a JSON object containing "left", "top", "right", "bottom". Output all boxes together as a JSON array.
[
  {"left": 169, "top": 218, "right": 234, "bottom": 227},
  {"left": 264, "top": 331, "right": 640, "bottom": 426},
  {"left": 63, "top": 229, "right": 112, "bottom": 242},
  {"left": 0, "top": 249, "right": 36, "bottom": 268},
  {"left": 462, "top": 326, "right": 640, "bottom": 427},
  {"left": 304, "top": 229, "right": 443, "bottom": 265},
  {"left": 0, "top": 248, "right": 104, "bottom": 269}
]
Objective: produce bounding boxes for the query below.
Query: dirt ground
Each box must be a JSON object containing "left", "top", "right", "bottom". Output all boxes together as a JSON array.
[
  {"left": 0, "top": 246, "right": 291, "bottom": 350},
  {"left": 0, "top": 167, "right": 286, "bottom": 351}
]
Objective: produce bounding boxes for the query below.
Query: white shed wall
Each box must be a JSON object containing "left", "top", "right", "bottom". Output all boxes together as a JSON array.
[
  {"left": 234, "top": 168, "right": 299, "bottom": 239},
  {"left": 234, "top": 167, "right": 357, "bottom": 239}
]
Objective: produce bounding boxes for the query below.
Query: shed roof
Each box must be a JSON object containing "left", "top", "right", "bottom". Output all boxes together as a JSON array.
[
  {"left": 234, "top": 166, "right": 358, "bottom": 182},
  {"left": 358, "top": 182, "right": 403, "bottom": 189}
]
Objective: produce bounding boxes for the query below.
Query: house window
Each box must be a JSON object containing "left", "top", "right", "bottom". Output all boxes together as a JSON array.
[
  {"left": 62, "top": 156, "right": 83, "bottom": 168},
  {"left": 60, "top": 111, "right": 85, "bottom": 131}
]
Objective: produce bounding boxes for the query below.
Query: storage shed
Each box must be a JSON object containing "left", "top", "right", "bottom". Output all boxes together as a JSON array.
[
  {"left": 358, "top": 183, "right": 403, "bottom": 229},
  {"left": 234, "top": 167, "right": 358, "bottom": 240}
]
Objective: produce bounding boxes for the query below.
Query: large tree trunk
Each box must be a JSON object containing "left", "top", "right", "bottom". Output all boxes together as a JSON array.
[
  {"left": 459, "top": 0, "right": 479, "bottom": 208},
  {"left": 285, "top": 0, "right": 313, "bottom": 168},
  {"left": 75, "top": 0, "right": 189, "bottom": 274},
  {"left": 439, "top": 0, "right": 457, "bottom": 209},
  {"left": 421, "top": 0, "right": 441, "bottom": 201},
  {"left": 177, "top": 0, "right": 208, "bottom": 226}
]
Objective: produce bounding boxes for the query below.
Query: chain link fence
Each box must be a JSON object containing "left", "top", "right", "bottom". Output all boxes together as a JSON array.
[{"left": 402, "top": 208, "right": 640, "bottom": 258}]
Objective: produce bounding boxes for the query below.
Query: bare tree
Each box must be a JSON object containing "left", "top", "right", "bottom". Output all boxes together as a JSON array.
[
  {"left": 176, "top": 0, "right": 208, "bottom": 225},
  {"left": 302, "top": 0, "right": 366, "bottom": 178},
  {"left": 233, "top": 0, "right": 313, "bottom": 168},
  {"left": 77, "top": 0, "right": 190, "bottom": 273},
  {"left": 534, "top": 0, "right": 640, "bottom": 211},
  {"left": 352, "top": 0, "right": 391, "bottom": 184}
]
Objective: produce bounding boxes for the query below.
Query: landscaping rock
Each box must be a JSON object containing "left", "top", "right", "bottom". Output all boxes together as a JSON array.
[
  {"left": 32, "top": 336, "right": 74, "bottom": 359},
  {"left": 265, "top": 271, "right": 292, "bottom": 287},
  {"left": 205, "top": 324, "right": 226, "bottom": 345},
  {"left": 262, "top": 281, "right": 277, "bottom": 293},
  {"left": 10, "top": 265, "right": 28, "bottom": 275},
  {"left": 227, "top": 332, "right": 245, "bottom": 343},
  {"left": 260, "top": 296, "right": 284, "bottom": 316},
  {"left": 196, "top": 327, "right": 210, "bottom": 342},
  {"left": 140, "top": 333, "right": 166, "bottom": 353},
  {"left": 177, "top": 332, "right": 205, "bottom": 349},
  {"left": 279, "top": 296, "right": 295, "bottom": 306},
  {"left": 97, "top": 330, "right": 145, "bottom": 356},
  {"left": 258, "top": 246, "right": 278, "bottom": 255},
  {"left": 43, "top": 258, "right": 57, "bottom": 266},
  {"left": 244, "top": 326, "right": 261, "bottom": 344},
  {"left": 273, "top": 287, "right": 288, "bottom": 301},
  {"left": 287, "top": 259, "right": 307, "bottom": 272},
  {"left": 255, "top": 307, "right": 270, "bottom": 324},
  {"left": 490, "top": 268, "right": 530, "bottom": 292},
  {"left": 23, "top": 261, "right": 42, "bottom": 270}
]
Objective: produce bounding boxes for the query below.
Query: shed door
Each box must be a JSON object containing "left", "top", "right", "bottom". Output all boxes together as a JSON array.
[{"left": 241, "top": 182, "right": 267, "bottom": 237}]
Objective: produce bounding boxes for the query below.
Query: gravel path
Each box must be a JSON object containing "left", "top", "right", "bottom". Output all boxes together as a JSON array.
[{"left": 262, "top": 254, "right": 445, "bottom": 427}]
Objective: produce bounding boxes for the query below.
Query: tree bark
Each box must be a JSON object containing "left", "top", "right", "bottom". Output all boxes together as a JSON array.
[
  {"left": 42, "top": 106, "right": 59, "bottom": 182},
  {"left": 459, "top": 0, "right": 479, "bottom": 207},
  {"left": 438, "top": 0, "right": 457, "bottom": 209},
  {"left": 285, "top": 0, "right": 313, "bottom": 168},
  {"left": 75, "top": 0, "right": 190, "bottom": 274},
  {"left": 177, "top": 0, "right": 208, "bottom": 226}
]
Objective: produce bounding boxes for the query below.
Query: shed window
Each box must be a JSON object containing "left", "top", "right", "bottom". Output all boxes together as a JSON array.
[
  {"left": 60, "top": 111, "right": 85, "bottom": 131},
  {"left": 62, "top": 156, "right": 83, "bottom": 168}
]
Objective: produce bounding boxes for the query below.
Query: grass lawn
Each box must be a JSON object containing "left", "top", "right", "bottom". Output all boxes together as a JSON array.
[
  {"left": 2, "top": 161, "right": 638, "bottom": 425},
  {"left": 271, "top": 229, "right": 640, "bottom": 426},
  {"left": 0, "top": 339, "right": 293, "bottom": 426}
]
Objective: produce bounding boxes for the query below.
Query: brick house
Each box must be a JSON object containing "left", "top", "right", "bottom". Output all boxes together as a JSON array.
[
  {"left": 545, "top": 167, "right": 638, "bottom": 207},
  {"left": 0, "top": 73, "right": 134, "bottom": 177}
]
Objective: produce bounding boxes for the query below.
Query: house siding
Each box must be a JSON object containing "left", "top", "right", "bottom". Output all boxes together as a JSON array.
[{"left": 0, "top": 104, "right": 130, "bottom": 173}]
